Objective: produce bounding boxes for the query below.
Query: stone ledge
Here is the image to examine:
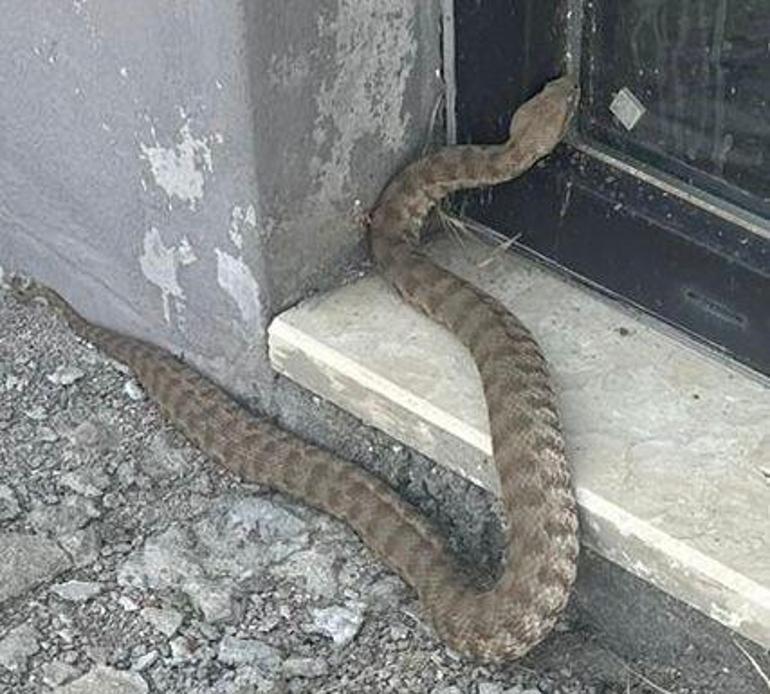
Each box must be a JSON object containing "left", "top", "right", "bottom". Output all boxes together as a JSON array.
[{"left": 268, "top": 235, "right": 770, "bottom": 649}]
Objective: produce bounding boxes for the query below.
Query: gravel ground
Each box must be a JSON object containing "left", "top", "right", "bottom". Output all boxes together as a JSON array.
[{"left": 0, "top": 283, "right": 768, "bottom": 694}]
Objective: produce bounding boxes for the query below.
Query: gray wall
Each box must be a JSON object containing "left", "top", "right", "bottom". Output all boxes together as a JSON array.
[{"left": 0, "top": 0, "right": 442, "bottom": 402}]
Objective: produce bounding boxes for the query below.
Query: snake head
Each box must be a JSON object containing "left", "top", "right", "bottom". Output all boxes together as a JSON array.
[{"left": 508, "top": 75, "right": 580, "bottom": 159}]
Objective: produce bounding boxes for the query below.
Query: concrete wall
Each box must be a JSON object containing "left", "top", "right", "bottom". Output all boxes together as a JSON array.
[{"left": 0, "top": 0, "right": 442, "bottom": 402}]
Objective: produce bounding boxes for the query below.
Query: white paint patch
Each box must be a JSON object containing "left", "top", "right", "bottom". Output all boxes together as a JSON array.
[
  {"left": 139, "top": 119, "right": 218, "bottom": 210},
  {"left": 215, "top": 249, "right": 262, "bottom": 333},
  {"left": 227, "top": 204, "right": 259, "bottom": 250},
  {"left": 177, "top": 237, "right": 198, "bottom": 266},
  {"left": 139, "top": 228, "right": 198, "bottom": 323}
]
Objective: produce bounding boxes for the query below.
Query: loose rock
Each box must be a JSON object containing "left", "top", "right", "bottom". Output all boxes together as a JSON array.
[
  {"left": 133, "top": 650, "right": 159, "bottom": 672},
  {"left": 54, "top": 665, "right": 149, "bottom": 694},
  {"left": 60, "top": 469, "right": 110, "bottom": 498},
  {"left": 123, "top": 380, "right": 144, "bottom": 401},
  {"left": 169, "top": 636, "right": 199, "bottom": 664},
  {"left": 0, "top": 623, "right": 39, "bottom": 671},
  {"left": 0, "top": 533, "right": 70, "bottom": 603},
  {"left": 274, "top": 547, "right": 337, "bottom": 596},
  {"left": 217, "top": 636, "right": 282, "bottom": 675},
  {"left": 0, "top": 483, "right": 21, "bottom": 520},
  {"left": 59, "top": 525, "right": 101, "bottom": 567},
  {"left": 141, "top": 607, "right": 183, "bottom": 638},
  {"left": 50, "top": 580, "right": 103, "bottom": 602},
  {"left": 310, "top": 603, "right": 365, "bottom": 646},
  {"left": 47, "top": 365, "right": 85, "bottom": 386},
  {"left": 282, "top": 656, "right": 329, "bottom": 678},
  {"left": 29, "top": 495, "right": 101, "bottom": 535},
  {"left": 41, "top": 659, "right": 79, "bottom": 687}
]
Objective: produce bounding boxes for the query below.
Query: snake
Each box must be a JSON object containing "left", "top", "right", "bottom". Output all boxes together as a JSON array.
[{"left": 10, "top": 75, "right": 580, "bottom": 662}]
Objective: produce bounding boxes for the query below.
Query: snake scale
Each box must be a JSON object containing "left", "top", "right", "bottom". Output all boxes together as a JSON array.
[{"left": 12, "top": 75, "right": 580, "bottom": 661}]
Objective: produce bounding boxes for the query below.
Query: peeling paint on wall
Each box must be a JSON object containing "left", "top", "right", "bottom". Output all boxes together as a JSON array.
[
  {"left": 228, "top": 204, "right": 259, "bottom": 251},
  {"left": 311, "top": 0, "right": 419, "bottom": 199},
  {"left": 215, "top": 249, "right": 263, "bottom": 334},
  {"left": 139, "top": 227, "right": 198, "bottom": 323},
  {"left": 139, "top": 116, "right": 221, "bottom": 210}
]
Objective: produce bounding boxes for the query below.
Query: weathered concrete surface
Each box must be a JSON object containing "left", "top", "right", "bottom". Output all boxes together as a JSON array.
[
  {"left": 269, "top": 234, "right": 770, "bottom": 650},
  {"left": 0, "top": 0, "right": 441, "bottom": 401}
]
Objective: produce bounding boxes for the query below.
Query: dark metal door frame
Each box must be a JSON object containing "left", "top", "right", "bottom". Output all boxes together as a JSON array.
[{"left": 452, "top": 0, "right": 770, "bottom": 377}]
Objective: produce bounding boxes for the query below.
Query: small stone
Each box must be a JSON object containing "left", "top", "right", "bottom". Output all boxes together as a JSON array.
[
  {"left": 123, "top": 380, "right": 144, "bottom": 401},
  {"left": 282, "top": 656, "right": 329, "bottom": 678},
  {"left": 389, "top": 624, "right": 409, "bottom": 640},
  {"left": 0, "top": 623, "right": 39, "bottom": 671},
  {"left": 37, "top": 426, "right": 60, "bottom": 443},
  {"left": 61, "top": 650, "right": 78, "bottom": 665},
  {"left": 196, "top": 623, "right": 220, "bottom": 642},
  {"left": 143, "top": 433, "right": 188, "bottom": 478},
  {"left": 51, "top": 580, "right": 103, "bottom": 602},
  {"left": 25, "top": 404, "right": 48, "bottom": 421},
  {"left": 47, "top": 366, "right": 85, "bottom": 386},
  {"left": 132, "top": 650, "right": 158, "bottom": 672},
  {"left": 29, "top": 495, "right": 101, "bottom": 535},
  {"left": 108, "top": 359, "right": 132, "bottom": 375},
  {"left": 0, "top": 533, "right": 70, "bottom": 603},
  {"left": 101, "top": 491, "right": 125, "bottom": 510},
  {"left": 4, "top": 374, "right": 25, "bottom": 392},
  {"left": 0, "top": 483, "right": 21, "bottom": 520},
  {"left": 54, "top": 664, "right": 148, "bottom": 693},
  {"left": 274, "top": 548, "right": 337, "bottom": 596},
  {"left": 57, "top": 628, "right": 75, "bottom": 644},
  {"left": 183, "top": 577, "right": 235, "bottom": 623},
  {"left": 115, "top": 461, "right": 138, "bottom": 487},
  {"left": 59, "top": 526, "right": 101, "bottom": 567},
  {"left": 141, "top": 607, "right": 183, "bottom": 637},
  {"left": 69, "top": 420, "right": 111, "bottom": 450},
  {"left": 41, "top": 659, "right": 79, "bottom": 686},
  {"left": 169, "top": 636, "right": 198, "bottom": 663},
  {"left": 60, "top": 469, "right": 110, "bottom": 498},
  {"left": 228, "top": 666, "right": 273, "bottom": 692},
  {"left": 217, "top": 636, "right": 282, "bottom": 674},
  {"left": 309, "top": 604, "right": 365, "bottom": 646},
  {"left": 118, "top": 595, "right": 141, "bottom": 612},
  {"left": 85, "top": 645, "right": 110, "bottom": 665},
  {"left": 478, "top": 684, "right": 503, "bottom": 694}
]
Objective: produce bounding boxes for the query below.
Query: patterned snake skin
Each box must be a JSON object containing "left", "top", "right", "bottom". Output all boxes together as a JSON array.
[{"left": 12, "top": 75, "right": 580, "bottom": 662}]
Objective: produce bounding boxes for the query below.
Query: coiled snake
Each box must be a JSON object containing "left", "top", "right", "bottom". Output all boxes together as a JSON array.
[{"left": 12, "top": 75, "right": 580, "bottom": 661}]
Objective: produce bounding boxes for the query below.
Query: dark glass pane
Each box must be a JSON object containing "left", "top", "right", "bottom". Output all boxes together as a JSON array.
[{"left": 581, "top": 0, "right": 770, "bottom": 215}]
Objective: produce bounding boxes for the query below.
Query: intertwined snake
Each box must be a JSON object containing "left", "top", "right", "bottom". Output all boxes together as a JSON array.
[{"left": 11, "top": 75, "right": 580, "bottom": 661}]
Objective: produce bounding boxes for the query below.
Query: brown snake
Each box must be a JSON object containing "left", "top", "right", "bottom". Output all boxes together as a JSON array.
[{"left": 12, "top": 75, "right": 580, "bottom": 662}]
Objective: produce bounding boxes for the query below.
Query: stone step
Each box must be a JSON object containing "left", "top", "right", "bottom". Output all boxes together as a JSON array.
[{"left": 268, "top": 234, "right": 770, "bottom": 649}]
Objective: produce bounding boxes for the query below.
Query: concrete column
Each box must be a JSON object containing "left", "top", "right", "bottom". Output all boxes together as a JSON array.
[{"left": 0, "top": 0, "right": 442, "bottom": 401}]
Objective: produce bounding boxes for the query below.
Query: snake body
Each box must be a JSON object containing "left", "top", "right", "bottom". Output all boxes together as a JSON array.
[{"left": 12, "top": 76, "right": 580, "bottom": 661}]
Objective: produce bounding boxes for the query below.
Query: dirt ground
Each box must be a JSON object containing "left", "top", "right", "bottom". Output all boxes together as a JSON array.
[{"left": 0, "top": 282, "right": 767, "bottom": 693}]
